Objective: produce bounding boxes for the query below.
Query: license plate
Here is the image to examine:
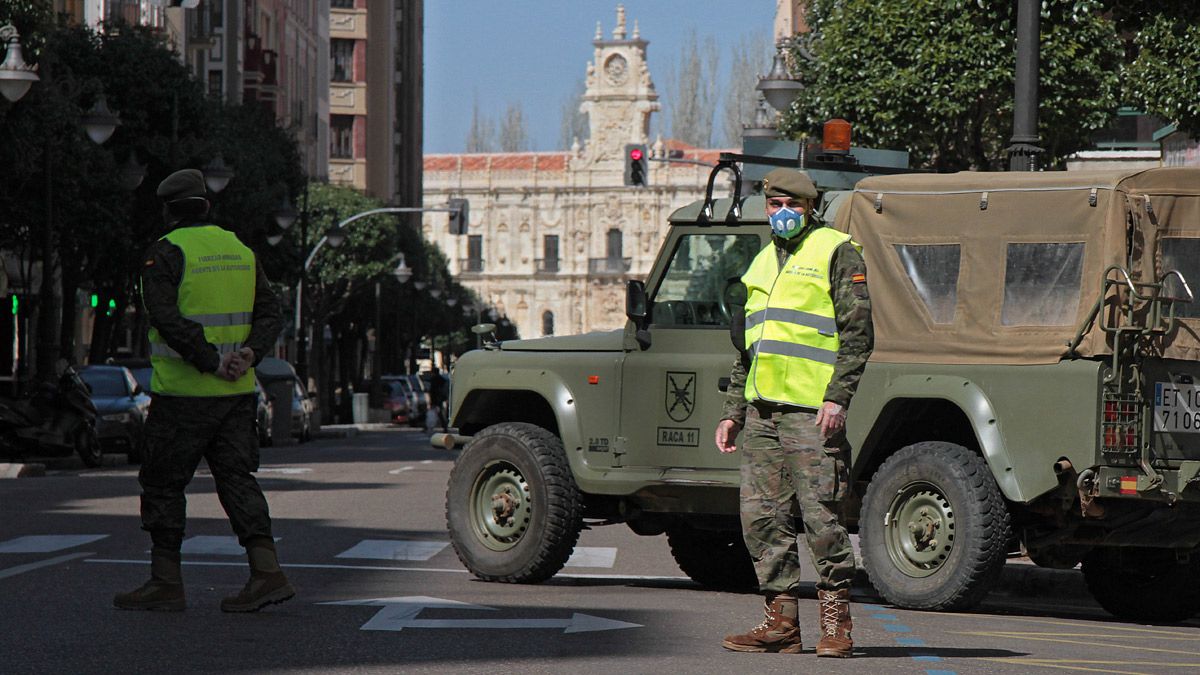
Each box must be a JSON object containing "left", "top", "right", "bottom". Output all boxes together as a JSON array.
[{"left": 1154, "top": 382, "right": 1200, "bottom": 433}]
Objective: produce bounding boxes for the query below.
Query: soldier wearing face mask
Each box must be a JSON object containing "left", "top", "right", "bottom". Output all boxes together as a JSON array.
[{"left": 715, "top": 167, "right": 872, "bottom": 658}]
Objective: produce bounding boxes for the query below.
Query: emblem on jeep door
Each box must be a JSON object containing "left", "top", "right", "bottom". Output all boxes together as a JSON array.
[{"left": 666, "top": 371, "right": 697, "bottom": 422}]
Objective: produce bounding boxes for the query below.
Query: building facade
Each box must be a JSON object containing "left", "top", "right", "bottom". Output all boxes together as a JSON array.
[
  {"left": 328, "top": 0, "right": 423, "bottom": 209},
  {"left": 421, "top": 7, "right": 725, "bottom": 339}
]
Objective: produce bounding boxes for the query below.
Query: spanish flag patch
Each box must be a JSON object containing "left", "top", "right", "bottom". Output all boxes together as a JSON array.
[
  {"left": 1119, "top": 476, "right": 1138, "bottom": 495},
  {"left": 851, "top": 273, "right": 866, "bottom": 283}
]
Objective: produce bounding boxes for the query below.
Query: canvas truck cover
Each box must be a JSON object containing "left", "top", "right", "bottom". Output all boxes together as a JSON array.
[{"left": 835, "top": 168, "right": 1200, "bottom": 365}]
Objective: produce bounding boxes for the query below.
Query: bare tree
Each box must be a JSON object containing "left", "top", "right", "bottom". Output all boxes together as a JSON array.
[
  {"left": 664, "top": 29, "right": 720, "bottom": 147},
  {"left": 721, "top": 32, "right": 771, "bottom": 147},
  {"left": 558, "top": 77, "right": 589, "bottom": 150},
  {"left": 498, "top": 102, "right": 530, "bottom": 152},
  {"left": 465, "top": 97, "right": 496, "bottom": 153}
]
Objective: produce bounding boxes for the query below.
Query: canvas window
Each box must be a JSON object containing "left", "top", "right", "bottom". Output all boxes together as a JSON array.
[
  {"left": 1001, "top": 242, "right": 1084, "bottom": 326},
  {"left": 894, "top": 244, "right": 961, "bottom": 324},
  {"left": 1160, "top": 238, "right": 1200, "bottom": 319}
]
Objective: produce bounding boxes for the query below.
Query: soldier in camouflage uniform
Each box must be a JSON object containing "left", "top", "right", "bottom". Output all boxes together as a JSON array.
[
  {"left": 114, "top": 169, "right": 293, "bottom": 613},
  {"left": 715, "top": 168, "right": 872, "bottom": 657}
]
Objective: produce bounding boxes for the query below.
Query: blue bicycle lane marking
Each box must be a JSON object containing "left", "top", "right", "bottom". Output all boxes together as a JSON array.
[{"left": 862, "top": 603, "right": 956, "bottom": 675}]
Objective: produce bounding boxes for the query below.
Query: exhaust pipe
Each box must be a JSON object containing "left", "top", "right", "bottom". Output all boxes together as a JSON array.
[{"left": 429, "top": 432, "right": 471, "bottom": 450}]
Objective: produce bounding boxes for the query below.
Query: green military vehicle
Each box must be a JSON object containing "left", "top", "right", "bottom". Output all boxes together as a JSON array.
[{"left": 443, "top": 159, "right": 1200, "bottom": 623}]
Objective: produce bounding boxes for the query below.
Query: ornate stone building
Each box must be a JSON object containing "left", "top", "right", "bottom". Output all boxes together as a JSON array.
[{"left": 421, "top": 6, "right": 726, "bottom": 338}]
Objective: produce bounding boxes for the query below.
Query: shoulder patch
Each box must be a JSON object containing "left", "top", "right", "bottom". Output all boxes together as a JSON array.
[{"left": 851, "top": 272, "right": 865, "bottom": 283}]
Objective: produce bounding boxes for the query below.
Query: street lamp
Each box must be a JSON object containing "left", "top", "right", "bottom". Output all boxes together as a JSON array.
[
  {"left": 119, "top": 153, "right": 146, "bottom": 191},
  {"left": 756, "top": 40, "right": 802, "bottom": 115},
  {"left": 79, "top": 94, "right": 120, "bottom": 144},
  {"left": 0, "top": 24, "right": 39, "bottom": 103},
  {"left": 202, "top": 154, "right": 234, "bottom": 194}
]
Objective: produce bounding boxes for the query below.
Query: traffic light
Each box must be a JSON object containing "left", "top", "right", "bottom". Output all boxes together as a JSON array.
[
  {"left": 624, "top": 144, "right": 648, "bottom": 187},
  {"left": 448, "top": 197, "right": 469, "bottom": 235}
]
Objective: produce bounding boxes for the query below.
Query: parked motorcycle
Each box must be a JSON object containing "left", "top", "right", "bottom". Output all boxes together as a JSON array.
[{"left": 0, "top": 362, "right": 101, "bottom": 467}]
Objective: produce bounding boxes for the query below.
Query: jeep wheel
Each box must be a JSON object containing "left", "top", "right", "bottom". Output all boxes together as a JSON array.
[
  {"left": 666, "top": 526, "right": 758, "bottom": 591},
  {"left": 446, "top": 422, "right": 582, "bottom": 583},
  {"left": 1082, "top": 547, "right": 1200, "bottom": 623},
  {"left": 860, "top": 442, "right": 1010, "bottom": 611}
]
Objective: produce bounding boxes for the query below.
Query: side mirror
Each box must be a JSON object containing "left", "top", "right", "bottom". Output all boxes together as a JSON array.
[{"left": 625, "top": 280, "right": 651, "bottom": 350}]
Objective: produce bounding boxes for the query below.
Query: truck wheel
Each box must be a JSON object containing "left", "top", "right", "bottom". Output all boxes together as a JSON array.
[
  {"left": 446, "top": 422, "right": 582, "bottom": 583},
  {"left": 860, "top": 441, "right": 1010, "bottom": 611},
  {"left": 666, "top": 526, "right": 758, "bottom": 591},
  {"left": 1082, "top": 547, "right": 1200, "bottom": 623},
  {"left": 76, "top": 427, "right": 103, "bottom": 468}
]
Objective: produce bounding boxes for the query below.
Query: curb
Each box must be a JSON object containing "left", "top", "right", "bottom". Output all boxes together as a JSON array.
[
  {"left": 314, "top": 423, "right": 406, "bottom": 439},
  {"left": 0, "top": 462, "right": 47, "bottom": 478}
]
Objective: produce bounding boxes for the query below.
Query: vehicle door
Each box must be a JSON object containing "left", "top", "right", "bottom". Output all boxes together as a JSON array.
[{"left": 618, "top": 226, "right": 765, "bottom": 469}]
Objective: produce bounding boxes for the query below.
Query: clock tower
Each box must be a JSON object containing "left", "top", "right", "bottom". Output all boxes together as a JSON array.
[{"left": 579, "top": 5, "right": 661, "bottom": 166}]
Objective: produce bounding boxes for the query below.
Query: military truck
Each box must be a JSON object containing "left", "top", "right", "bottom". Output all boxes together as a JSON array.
[{"left": 443, "top": 160, "right": 1200, "bottom": 623}]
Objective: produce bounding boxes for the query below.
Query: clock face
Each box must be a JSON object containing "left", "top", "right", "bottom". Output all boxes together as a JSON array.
[{"left": 604, "top": 54, "right": 629, "bottom": 86}]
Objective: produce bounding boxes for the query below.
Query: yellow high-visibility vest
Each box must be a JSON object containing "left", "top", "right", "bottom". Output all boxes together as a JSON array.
[
  {"left": 146, "top": 225, "right": 256, "bottom": 396},
  {"left": 742, "top": 227, "right": 857, "bottom": 408}
]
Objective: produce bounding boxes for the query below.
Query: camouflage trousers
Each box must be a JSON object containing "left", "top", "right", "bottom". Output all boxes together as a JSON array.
[
  {"left": 739, "top": 404, "right": 856, "bottom": 593},
  {"left": 139, "top": 394, "right": 273, "bottom": 551}
]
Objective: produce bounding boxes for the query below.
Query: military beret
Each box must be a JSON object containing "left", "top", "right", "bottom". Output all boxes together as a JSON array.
[
  {"left": 762, "top": 168, "right": 818, "bottom": 199},
  {"left": 156, "top": 169, "right": 208, "bottom": 202}
]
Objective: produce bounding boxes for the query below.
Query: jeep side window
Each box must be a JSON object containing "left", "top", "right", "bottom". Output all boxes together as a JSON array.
[
  {"left": 1160, "top": 238, "right": 1200, "bottom": 319},
  {"left": 652, "top": 233, "right": 761, "bottom": 327},
  {"left": 894, "top": 244, "right": 961, "bottom": 324},
  {"left": 1001, "top": 242, "right": 1085, "bottom": 326}
]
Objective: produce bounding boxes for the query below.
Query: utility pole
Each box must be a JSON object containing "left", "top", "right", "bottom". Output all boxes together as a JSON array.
[{"left": 1007, "top": 0, "right": 1044, "bottom": 171}]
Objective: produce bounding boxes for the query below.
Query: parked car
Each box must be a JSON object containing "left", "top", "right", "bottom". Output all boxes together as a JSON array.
[
  {"left": 382, "top": 376, "right": 414, "bottom": 425},
  {"left": 290, "top": 379, "right": 314, "bottom": 442},
  {"left": 254, "top": 377, "right": 274, "bottom": 446},
  {"left": 79, "top": 364, "right": 150, "bottom": 464},
  {"left": 407, "top": 373, "right": 430, "bottom": 421}
]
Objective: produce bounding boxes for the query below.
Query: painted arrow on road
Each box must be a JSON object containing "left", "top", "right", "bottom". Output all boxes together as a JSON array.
[{"left": 320, "top": 595, "right": 641, "bottom": 633}]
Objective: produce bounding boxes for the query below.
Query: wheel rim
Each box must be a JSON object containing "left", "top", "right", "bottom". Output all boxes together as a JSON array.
[
  {"left": 469, "top": 460, "right": 533, "bottom": 552},
  {"left": 884, "top": 480, "right": 955, "bottom": 578}
]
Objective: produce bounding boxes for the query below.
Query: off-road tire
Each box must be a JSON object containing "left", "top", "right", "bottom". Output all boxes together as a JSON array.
[
  {"left": 446, "top": 422, "right": 583, "bottom": 583},
  {"left": 860, "top": 441, "right": 1010, "bottom": 611},
  {"left": 76, "top": 426, "right": 103, "bottom": 468},
  {"left": 666, "top": 526, "right": 758, "bottom": 591},
  {"left": 1082, "top": 547, "right": 1200, "bottom": 623}
]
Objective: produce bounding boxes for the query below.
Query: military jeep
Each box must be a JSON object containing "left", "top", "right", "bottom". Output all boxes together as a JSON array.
[{"left": 444, "top": 164, "right": 1200, "bottom": 623}]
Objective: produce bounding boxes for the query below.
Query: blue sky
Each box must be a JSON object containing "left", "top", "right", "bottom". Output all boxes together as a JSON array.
[{"left": 423, "top": 1, "right": 776, "bottom": 154}]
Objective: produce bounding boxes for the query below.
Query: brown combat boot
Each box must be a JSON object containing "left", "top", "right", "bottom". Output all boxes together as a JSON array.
[
  {"left": 220, "top": 537, "right": 295, "bottom": 613},
  {"left": 815, "top": 588, "right": 853, "bottom": 658},
  {"left": 113, "top": 548, "right": 185, "bottom": 611},
  {"left": 721, "top": 593, "right": 803, "bottom": 653}
]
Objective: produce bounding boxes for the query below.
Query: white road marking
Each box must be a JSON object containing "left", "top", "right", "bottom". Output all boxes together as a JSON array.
[
  {"left": 420, "top": 460, "right": 433, "bottom": 465},
  {"left": 0, "top": 552, "right": 93, "bottom": 579},
  {"left": 336, "top": 539, "right": 448, "bottom": 561},
  {"left": 564, "top": 547, "right": 618, "bottom": 568},
  {"left": 84, "top": 558, "right": 690, "bottom": 582},
  {"left": 255, "top": 467, "right": 312, "bottom": 475},
  {"left": 387, "top": 467, "right": 414, "bottom": 474},
  {"left": 322, "top": 596, "right": 641, "bottom": 633},
  {"left": 181, "top": 535, "right": 279, "bottom": 556},
  {"left": 0, "top": 534, "right": 108, "bottom": 553}
]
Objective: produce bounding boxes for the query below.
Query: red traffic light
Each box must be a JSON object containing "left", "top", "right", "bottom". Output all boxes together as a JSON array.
[{"left": 629, "top": 148, "right": 643, "bottom": 161}]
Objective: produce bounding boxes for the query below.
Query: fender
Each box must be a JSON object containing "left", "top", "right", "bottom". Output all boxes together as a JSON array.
[{"left": 850, "top": 374, "right": 1038, "bottom": 503}]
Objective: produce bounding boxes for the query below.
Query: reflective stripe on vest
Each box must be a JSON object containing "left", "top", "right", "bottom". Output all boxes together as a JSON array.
[
  {"left": 146, "top": 225, "right": 256, "bottom": 397},
  {"left": 741, "top": 227, "right": 856, "bottom": 408}
]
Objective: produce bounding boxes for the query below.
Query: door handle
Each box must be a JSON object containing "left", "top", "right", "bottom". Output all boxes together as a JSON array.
[{"left": 718, "top": 377, "right": 730, "bottom": 392}]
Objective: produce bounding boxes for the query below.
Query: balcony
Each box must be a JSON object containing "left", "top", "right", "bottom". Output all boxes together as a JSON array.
[
  {"left": 534, "top": 258, "right": 560, "bottom": 275},
  {"left": 588, "top": 257, "right": 631, "bottom": 276},
  {"left": 459, "top": 258, "right": 485, "bottom": 276}
]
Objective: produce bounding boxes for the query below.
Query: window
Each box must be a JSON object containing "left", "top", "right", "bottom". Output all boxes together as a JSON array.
[
  {"left": 1001, "top": 242, "right": 1085, "bottom": 326},
  {"left": 542, "top": 311, "right": 554, "bottom": 336},
  {"left": 606, "top": 228, "right": 623, "bottom": 260},
  {"left": 330, "top": 115, "right": 354, "bottom": 159},
  {"left": 1161, "top": 238, "right": 1200, "bottom": 319},
  {"left": 542, "top": 235, "right": 559, "bottom": 272},
  {"left": 652, "top": 233, "right": 761, "bottom": 327},
  {"left": 331, "top": 0, "right": 354, "bottom": 7},
  {"left": 207, "top": 70, "right": 223, "bottom": 99},
  {"left": 331, "top": 39, "right": 354, "bottom": 82},
  {"left": 894, "top": 244, "right": 961, "bottom": 324},
  {"left": 467, "top": 235, "right": 483, "bottom": 272}
]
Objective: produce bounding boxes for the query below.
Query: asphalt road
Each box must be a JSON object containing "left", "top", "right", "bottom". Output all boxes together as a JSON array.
[{"left": 2, "top": 429, "right": 1199, "bottom": 674}]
